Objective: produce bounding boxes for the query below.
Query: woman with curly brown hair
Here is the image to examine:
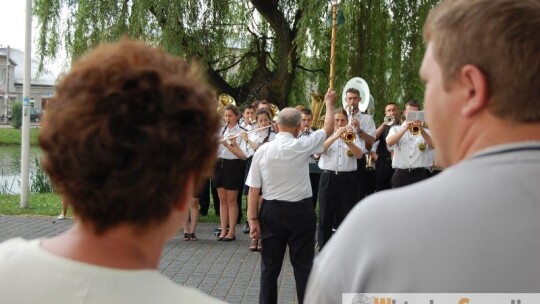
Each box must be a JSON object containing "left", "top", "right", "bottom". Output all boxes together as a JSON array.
[{"left": 0, "top": 39, "right": 224, "bottom": 303}]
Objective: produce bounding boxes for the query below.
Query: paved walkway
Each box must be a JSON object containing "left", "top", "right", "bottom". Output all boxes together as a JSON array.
[{"left": 0, "top": 215, "right": 299, "bottom": 304}]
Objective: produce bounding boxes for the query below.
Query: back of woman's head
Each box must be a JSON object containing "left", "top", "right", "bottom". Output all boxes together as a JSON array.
[{"left": 39, "top": 39, "right": 220, "bottom": 234}]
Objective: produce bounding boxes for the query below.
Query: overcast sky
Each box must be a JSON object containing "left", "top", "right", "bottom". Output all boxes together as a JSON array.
[
  {"left": 0, "top": 0, "right": 33, "bottom": 50},
  {"left": 0, "top": 0, "right": 67, "bottom": 77}
]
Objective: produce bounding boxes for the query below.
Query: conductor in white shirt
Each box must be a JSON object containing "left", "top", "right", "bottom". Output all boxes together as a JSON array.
[{"left": 245, "top": 90, "right": 336, "bottom": 304}]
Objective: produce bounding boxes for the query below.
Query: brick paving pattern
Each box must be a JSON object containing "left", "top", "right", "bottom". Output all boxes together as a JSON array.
[{"left": 0, "top": 215, "right": 299, "bottom": 304}]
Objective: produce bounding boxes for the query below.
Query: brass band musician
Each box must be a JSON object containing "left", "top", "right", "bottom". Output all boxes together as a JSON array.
[
  {"left": 344, "top": 88, "right": 376, "bottom": 199},
  {"left": 372, "top": 102, "right": 400, "bottom": 191},
  {"left": 386, "top": 100, "right": 435, "bottom": 188},
  {"left": 317, "top": 108, "right": 364, "bottom": 249}
]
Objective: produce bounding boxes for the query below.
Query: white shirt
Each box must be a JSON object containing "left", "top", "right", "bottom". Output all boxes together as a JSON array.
[
  {"left": 387, "top": 123, "right": 433, "bottom": 169},
  {"left": 305, "top": 142, "right": 540, "bottom": 303},
  {"left": 352, "top": 112, "right": 376, "bottom": 151},
  {"left": 298, "top": 128, "right": 323, "bottom": 164},
  {"left": 243, "top": 127, "right": 276, "bottom": 158},
  {"left": 0, "top": 238, "right": 225, "bottom": 304},
  {"left": 318, "top": 135, "right": 360, "bottom": 172},
  {"left": 217, "top": 124, "right": 245, "bottom": 159},
  {"left": 246, "top": 130, "right": 326, "bottom": 201},
  {"left": 240, "top": 120, "right": 255, "bottom": 131}
]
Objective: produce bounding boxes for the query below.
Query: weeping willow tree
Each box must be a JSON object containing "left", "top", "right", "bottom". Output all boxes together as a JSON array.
[{"left": 34, "top": 0, "right": 440, "bottom": 117}]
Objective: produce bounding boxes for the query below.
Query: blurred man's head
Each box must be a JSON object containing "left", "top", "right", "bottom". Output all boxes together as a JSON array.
[{"left": 421, "top": 0, "right": 540, "bottom": 167}]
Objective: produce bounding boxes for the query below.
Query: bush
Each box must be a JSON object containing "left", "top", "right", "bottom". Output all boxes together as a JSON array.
[{"left": 10, "top": 101, "right": 22, "bottom": 129}]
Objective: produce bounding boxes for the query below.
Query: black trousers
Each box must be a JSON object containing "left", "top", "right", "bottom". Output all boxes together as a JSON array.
[
  {"left": 197, "top": 179, "right": 209, "bottom": 216},
  {"left": 375, "top": 157, "right": 394, "bottom": 192},
  {"left": 365, "top": 169, "right": 376, "bottom": 197},
  {"left": 317, "top": 171, "right": 358, "bottom": 249},
  {"left": 309, "top": 172, "right": 321, "bottom": 209},
  {"left": 259, "top": 198, "right": 316, "bottom": 304},
  {"left": 391, "top": 168, "right": 429, "bottom": 188},
  {"left": 355, "top": 158, "right": 367, "bottom": 199}
]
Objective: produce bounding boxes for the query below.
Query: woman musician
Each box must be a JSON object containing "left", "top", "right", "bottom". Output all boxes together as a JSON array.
[
  {"left": 215, "top": 104, "right": 246, "bottom": 241},
  {"left": 239, "top": 108, "right": 275, "bottom": 251}
]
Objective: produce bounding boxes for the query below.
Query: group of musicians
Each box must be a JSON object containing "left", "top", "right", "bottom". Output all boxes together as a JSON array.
[
  {"left": 211, "top": 89, "right": 438, "bottom": 304},
  {"left": 211, "top": 91, "right": 438, "bottom": 251}
]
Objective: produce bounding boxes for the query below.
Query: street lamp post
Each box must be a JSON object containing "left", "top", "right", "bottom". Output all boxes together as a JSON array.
[{"left": 20, "top": 0, "right": 32, "bottom": 208}]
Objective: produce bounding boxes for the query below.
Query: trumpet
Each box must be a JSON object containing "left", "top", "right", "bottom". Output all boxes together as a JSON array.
[
  {"left": 218, "top": 125, "right": 271, "bottom": 143},
  {"left": 340, "top": 107, "right": 357, "bottom": 144},
  {"left": 384, "top": 115, "right": 395, "bottom": 126},
  {"left": 409, "top": 124, "right": 421, "bottom": 135},
  {"left": 409, "top": 122, "right": 427, "bottom": 136},
  {"left": 340, "top": 128, "right": 356, "bottom": 144}
]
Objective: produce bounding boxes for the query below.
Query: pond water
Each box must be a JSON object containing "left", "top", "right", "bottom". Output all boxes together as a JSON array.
[{"left": 0, "top": 146, "right": 42, "bottom": 194}]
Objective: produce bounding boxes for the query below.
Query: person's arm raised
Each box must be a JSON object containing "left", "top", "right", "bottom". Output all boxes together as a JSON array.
[{"left": 323, "top": 89, "right": 336, "bottom": 138}]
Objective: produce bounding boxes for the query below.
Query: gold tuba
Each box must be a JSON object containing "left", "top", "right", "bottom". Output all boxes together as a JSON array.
[{"left": 310, "top": 93, "right": 325, "bottom": 129}]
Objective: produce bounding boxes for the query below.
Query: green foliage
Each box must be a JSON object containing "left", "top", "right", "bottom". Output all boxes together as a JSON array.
[
  {"left": 10, "top": 102, "right": 22, "bottom": 129},
  {"left": 33, "top": 0, "right": 442, "bottom": 122},
  {"left": 30, "top": 157, "right": 54, "bottom": 194}
]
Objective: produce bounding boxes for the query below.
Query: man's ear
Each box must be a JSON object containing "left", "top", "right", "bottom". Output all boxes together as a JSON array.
[
  {"left": 172, "top": 174, "right": 194, "bottom": 212},
  {"left": 460, "top": 64, "right": 489, "bottom": 117}
]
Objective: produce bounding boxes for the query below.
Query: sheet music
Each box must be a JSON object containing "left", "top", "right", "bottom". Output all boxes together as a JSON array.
[{"left": 406, "top": 110, "right": 425, "bottom": 122}]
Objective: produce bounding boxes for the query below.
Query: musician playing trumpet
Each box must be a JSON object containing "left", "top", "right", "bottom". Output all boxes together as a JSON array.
[
  {"left": 386, "top": 100, "right": 435, "bottom": 188},
  {"left": 371, "top": 102, "right": 400, "bottom": 191},
  {"left": 317, "top": 108, "right": 363, "bottom": 249}
]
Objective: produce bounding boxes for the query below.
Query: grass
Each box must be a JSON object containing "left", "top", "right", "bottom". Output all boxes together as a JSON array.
[
  {"left": 0, "top": 193, "right": 222, "bottom": 223},
  {"left": 1, "top": 127, "right": 225, "bottom": 223},
  {"left": 0, "top": 127, "right": 41, "bottom": 146}
]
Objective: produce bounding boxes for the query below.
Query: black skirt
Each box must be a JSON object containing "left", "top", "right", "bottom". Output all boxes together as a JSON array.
[{"left": 214, "top": 158, "right": 246, "bottom": 190}]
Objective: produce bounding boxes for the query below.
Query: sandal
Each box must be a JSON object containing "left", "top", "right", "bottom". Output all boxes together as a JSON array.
[
  {"left": 183, "top": 233, "right": 190, "bottom": 241},
  {"left": 189, "top": 233, "right": 197, "bottom": 241},
  {"left": 249, "top": 238, "right": 259, "bottom": 252}
]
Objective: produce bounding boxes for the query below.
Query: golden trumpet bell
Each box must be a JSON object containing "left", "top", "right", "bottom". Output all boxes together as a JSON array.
[
  {"left": 340, "top": 131, "right": 356, "bottom": 143},
  {"left": 409, "top": 125, "right": 420, "bottom": 135}
]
